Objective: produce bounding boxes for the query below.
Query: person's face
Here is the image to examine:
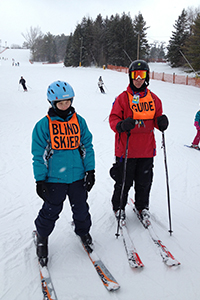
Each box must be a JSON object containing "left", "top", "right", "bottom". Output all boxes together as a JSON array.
[
  {"left": 56, "top": 100, "right": 71, "bottom": 110},
  {"left": 131, "top": 70, "right": 147, "bottom": 89},
  {"left": 132, "top": 78, "right": 145, "bottom": 89}
]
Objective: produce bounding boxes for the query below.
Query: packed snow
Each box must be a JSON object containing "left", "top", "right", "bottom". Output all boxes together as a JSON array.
[{"left": 1, "top": 49, "right": 200, "bottom": 300}]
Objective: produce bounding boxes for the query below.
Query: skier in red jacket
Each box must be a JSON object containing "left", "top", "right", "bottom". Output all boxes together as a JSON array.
[{"left": 109, "top": 60, "right": 169, "bottom": 222}]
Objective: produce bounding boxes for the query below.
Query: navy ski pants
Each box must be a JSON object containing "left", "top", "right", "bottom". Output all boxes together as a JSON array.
[
  {"left": 35, "top": 179, "right": 91, "bottom": 238},
  {"left": 111, "top": 157, "right": 154, "bottom": 212}
]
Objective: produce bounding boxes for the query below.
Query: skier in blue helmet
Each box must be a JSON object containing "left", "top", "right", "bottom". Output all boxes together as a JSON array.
[{"left": 32, "top": 80, "right": 95, "bottom": 267}]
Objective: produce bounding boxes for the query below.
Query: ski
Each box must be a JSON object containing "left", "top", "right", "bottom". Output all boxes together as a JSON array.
[
  {"left": 129, "top": 199, "right": 180, "bottom": 267},
  {"left": 184, "top": 145, "right": 200, "bottom": 151},
  {"left": 80, "top": 238, "right": 120, "bottom": 291},
  {"left": 32, "top": 231, "right": 58, "bottom": 300},
  {"left": 71, "top": 222, "right": 120, "bottom": 291},
  {"left": 119, "top": 219, "right": 144, "bottom": 268}
]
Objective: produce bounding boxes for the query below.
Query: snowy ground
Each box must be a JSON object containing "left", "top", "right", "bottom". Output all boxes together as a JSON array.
[{"left": 1, "top": 49, "right": 200, "bottom": 300}]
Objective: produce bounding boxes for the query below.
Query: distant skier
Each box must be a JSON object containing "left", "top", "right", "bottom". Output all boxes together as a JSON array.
[
  {"left": 31, "top": 80, "right": 95, "bottom": 267},
  {"left": 191, "top": 110, "right": 200, "bottom": 149},
  {"left": 19, "top": 76, "right": 27, "bottom": 91},
  {"left": 98, "top": 76, "right": 105, "bottom": 93}
]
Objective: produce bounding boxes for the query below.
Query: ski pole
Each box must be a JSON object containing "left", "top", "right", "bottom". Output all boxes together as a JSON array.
[
  {"left": 161, "top": 131, "right": 173, "bottom": 235},
  {"left": 104, "top": 84, "right": 108, "bottom": 92},
  {"left": 115, "top": 131, "right": 131, "bottom": 238},
  {"left": 103, "top": 116, "right": 108, "bottom": 122}
]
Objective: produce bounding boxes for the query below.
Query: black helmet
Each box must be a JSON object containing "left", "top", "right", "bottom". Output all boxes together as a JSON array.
[{"left": 129, "top": 60, "right": 150, "bottom": 89}]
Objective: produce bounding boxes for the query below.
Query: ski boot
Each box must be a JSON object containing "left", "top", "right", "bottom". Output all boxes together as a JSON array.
[
  {"left": 36, "top": 232, "right": 48, "bottom": 267},
  {"left": 135, "top": 208, "right": 151, "bottom": 228},
  {"left": 80, "top": 233, "right": 93, "bottom": 253},
  {"left": 115, "top": 209, "right": 126, "bottom": 221},
  {"left": 191, "top": 144, "right": 200, "bottom": 150}
]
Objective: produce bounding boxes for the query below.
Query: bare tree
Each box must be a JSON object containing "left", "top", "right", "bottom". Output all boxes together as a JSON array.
[{"left": 22, "top": 26, "right": 43, "bottom": 59}]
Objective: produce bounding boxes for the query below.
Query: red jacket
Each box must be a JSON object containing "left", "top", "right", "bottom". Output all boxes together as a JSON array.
[{"left": 109, "top": 84, "right": 163, "bottom": 158}]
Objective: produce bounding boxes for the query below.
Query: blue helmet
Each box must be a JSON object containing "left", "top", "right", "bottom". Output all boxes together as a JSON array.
[{"left": 47, "top": 81, "right": 75, "bottom": 107}]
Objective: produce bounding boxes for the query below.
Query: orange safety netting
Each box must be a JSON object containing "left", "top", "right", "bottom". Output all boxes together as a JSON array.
[{"left": 107, "top": 64, "right": 200, "bottom": 88}]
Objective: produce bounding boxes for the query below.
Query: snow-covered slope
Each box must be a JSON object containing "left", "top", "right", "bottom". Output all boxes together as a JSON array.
[{"left": 0, "top": 49, "right": 200, "bottom": 300}]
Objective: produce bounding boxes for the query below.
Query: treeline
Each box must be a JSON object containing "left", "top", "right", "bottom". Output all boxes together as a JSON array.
[
  {"left": 23, "top": 7, "right": 200, "bottom": 72},
  {"left": 22, "top": 13, "right": 155, "bottom": 66},
  {"left": 64, "top": 13, "right": 150, "bottom": 67}
]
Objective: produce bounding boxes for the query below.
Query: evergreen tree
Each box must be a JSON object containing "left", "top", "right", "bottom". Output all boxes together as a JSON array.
[
  {"left": 133, "top": 12, "right": 150, "bottom": 60},
  {"left": 186, "top": 6, "right": 200, "bottom": 34},
  {"left": 65, "top": 18, "right": 95, "bottom": 67},
  {"left": 64, "top": 34, "right": 75, "bottom": 66},
  {"left": 119, "top": 12, "right": 137, "bottom": 66},
  {"left": 65, "top": 24, "right": 83, "bottom": 66},
  {"left": 54, "top": 34, "right": 69, "bottom": 62},
  {"left": 166, "top": 9, "right": 190, "bottom": 67},
  {"left": 103, "top": 17, "right": 111, "bottom": 66},
  {"left": 184, "top": 13, "right": 200, "bottom": 72},
  {"left": 80, "top": 17, "right": 95, "bottom": 66},
  {"left": 92, "top": 14, "right": 106, "bottom": 66},
  {"left": 106, "top": 13, "right": 136, "bottom": 66},
  {"left": 106, "top": 14, "right": 122, "bottom": 65},
  {"left": 32, "top": 37, "right": 44, "bottom": 61},
  {"left": 41, "top": 33, "right": 57, "bottom": 63}
]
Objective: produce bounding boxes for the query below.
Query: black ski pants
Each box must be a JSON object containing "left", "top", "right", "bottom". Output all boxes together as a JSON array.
[
  {"left": 111, "top": 157, "right": 154, "bottom": 212},
  {"left": 35, "top": 179, "right": 91, "bottom": 238},
  {"left": 100, "top": 86, "right": 105, "bottom": 93}
]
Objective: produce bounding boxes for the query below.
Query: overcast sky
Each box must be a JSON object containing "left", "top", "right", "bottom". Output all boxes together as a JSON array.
[{"left": 0, "top": 0, "right": 199, "bottom": 48}]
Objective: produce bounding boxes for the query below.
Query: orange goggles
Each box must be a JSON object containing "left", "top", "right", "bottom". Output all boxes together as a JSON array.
[{"left": 131, "top": 70, "right": 147, "bottom": 80}]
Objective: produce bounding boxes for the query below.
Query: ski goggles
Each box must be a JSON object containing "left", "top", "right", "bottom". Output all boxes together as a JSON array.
[{"left": 131, "top": 70, "right": 147, "bottom": 80}]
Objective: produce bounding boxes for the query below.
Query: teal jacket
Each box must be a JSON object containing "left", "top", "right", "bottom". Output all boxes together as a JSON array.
[
  {"left": 194, "top": 110, "right": 200, "bottom": 130},
  {"left": 195, "top": 110, "right": 200, "bottom": 124},
  {"left": 31, "top": 107, "right": 95, "bottom": 183}
]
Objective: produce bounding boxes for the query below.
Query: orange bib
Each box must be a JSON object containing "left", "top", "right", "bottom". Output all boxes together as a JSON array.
[
  {"left": 47, "top": 113, "right": 80, "bottom": 150},
  {"left": 127, "top": 90, "right": 155, "bottom": 120}
]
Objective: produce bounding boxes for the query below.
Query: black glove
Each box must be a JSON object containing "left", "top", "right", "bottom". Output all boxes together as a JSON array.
[
  {"left": 116, "top": 117, "right": 135, "bottom": 133},
  {"left": 85, "top": 170, "right": 95, "bottom": 192},
  {"left": 36, "top": 181, "right": 47, "bottom": 200},
  {"left": 157, "top": 114, "right": 169, "bottom": 132}
]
